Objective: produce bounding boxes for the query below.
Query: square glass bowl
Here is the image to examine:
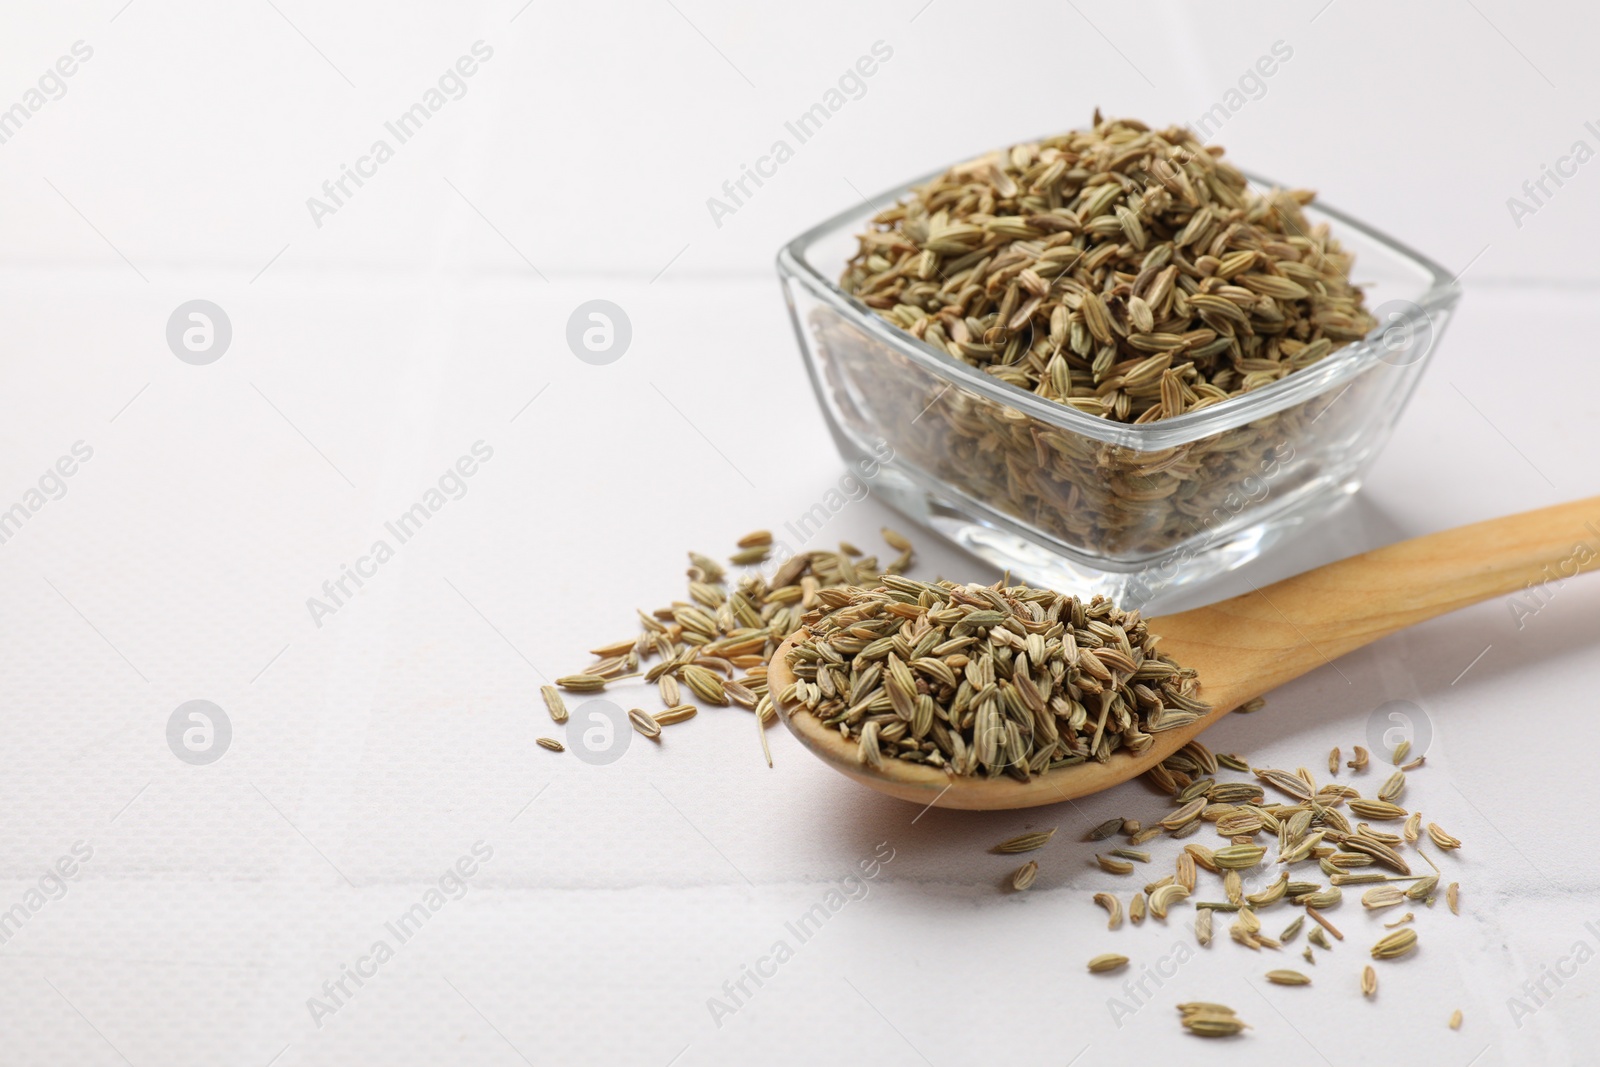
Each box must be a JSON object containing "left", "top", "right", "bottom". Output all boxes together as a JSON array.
[{"left": 777, "top": 170, "right": 1460, "bottom": 610}]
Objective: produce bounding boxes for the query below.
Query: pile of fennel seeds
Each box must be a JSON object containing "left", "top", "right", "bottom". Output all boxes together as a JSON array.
[
  {"left": 838, "top": 114, "right": 1376, "bottom": 424},
  {"left": 545, "top": 529, "right": 915, "bottom": 758},
  {"left": 995, "top": 731, "right": 1464, "bottom": 1038},
  {"left": 782, "top": 579, "right": 1207, "bottom": 779}
]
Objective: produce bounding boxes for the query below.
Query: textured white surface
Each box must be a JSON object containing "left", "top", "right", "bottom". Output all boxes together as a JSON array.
[{"left": 3, "top": 2, "right": 1599, "bottom": 1065}]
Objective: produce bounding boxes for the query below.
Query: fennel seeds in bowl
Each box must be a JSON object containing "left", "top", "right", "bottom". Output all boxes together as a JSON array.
[
  {"left": 811, "top": 114, "right": 1380, "bottom": 558},
  {"left": 781, "top": 577, "right": 1207, "bottom": 778},
  {"left": 840, "top": 115, "right": 1374, "bottom": 424}
]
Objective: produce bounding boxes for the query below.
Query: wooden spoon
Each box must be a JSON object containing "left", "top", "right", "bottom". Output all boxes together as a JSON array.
[{"left": 769, "top": 496, "right": 1600, "bottom": 810}]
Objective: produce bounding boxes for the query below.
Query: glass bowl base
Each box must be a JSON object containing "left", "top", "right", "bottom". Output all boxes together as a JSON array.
[{"left": 865, "top": 463, "right": 1362, "bottom": 613}]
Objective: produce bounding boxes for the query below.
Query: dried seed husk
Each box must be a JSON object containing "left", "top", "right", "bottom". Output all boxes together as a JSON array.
[
  {"left": 556, "top": 674, "right": 608, "bottom": 692},
  {"left": 1379, "top": 770, "right": 1407, "bottom": 802},
  {"left": 680, "top": 664, "right": 729, "bottom": 705},
  {"left": 1210, "top": 782, "right": 1265, "bottom": 804},
  {"left": 1384, "top": 911, "right": 1415, "bottom": 928},
  {"left": 1146, "top": 764, "right": 1180, "bottom": 795},
  {"left": 1168, "top": 819, "right": 1202, "bottom": 840},
  {"left": 1331, "top": 872, "right": 1390, "bottom": 886},
  {"left": 1087, "top": 817, "right": 1125, "bottom": 841},
  {"left": 1348, "top": 746, "right": 1369, "bottom": 771},
  {"left": 654, "top": 705, "right": 698, "bottom": 726},
  {"left": 1308, "top": 925, "right": 1331, "bottom": 950},
  {"left": 1094, "top": 892, "right": 1123, "bottom": 929},
  {"left": 1449, "top": 1009, "right": 1463, "bottom": 1030},
  {"left": 1182, "top": 1013, "right": 1248, "bottom": 1037},
  {"left": 1340, "top": 835, "right": 1412, "bottom": 875},
  {"left": 536, "top": 737, "right": 564, "bottom": 753},
  {"left": 1088, "top": 953, "right": 1129, "bottom": 973},
  {"left": 540, "top": 686, "right": 569, "bottom": 724},
  {"left": 1224, "top": 869, "right": 1244, "bottom": 907},
  {"left": 857, "top": 721, "right": 883, "bottom": 769},
  {"left": 1229, "top": 907, "right": 1264, "bottom": 949},
  {"left": 1215, "top": 809, "right": 1264, "bottom": 837},
  {"left": 1178, "top": 1001, "right": 1248, "bottom": 1037},
  {"left": 1371, "top": 928, "right": 1418, "bottom": 960},
  {"left": 1161, "top": 798, "right": 1208, "bottom": 831},
  {"left": 589, "top": 636, "right": 639, "bottom": 657},
  {"left": 1427, "top": 822, "right": 1462, "bottom": 850},
  {"left": 1348, "top": 799, "right": 1408, "bottom": 820},
  {"left": 1403, "top": 812, "right": 1422, "bottom": 844},
  {"left": 755, "top": 696, "right": 774, "bottom": 768},
  {"left": 736, "top": 530, "right": 773, "bottom": 548},
  {"left": 1097, "top": 855, "right": 1135, "bottom": 875},
  {"left": 1362, "top": 886, "right": 1406, "bottom": 910},
  {"left": 658, "top": 673, "right": 682, "bottom": 707},
  {"left": 1011, "top": 861, "right": 1038, "bottom": 891},
  {"left": 1329, "top": 747, "right": 1340, "bottom": 776},
  {"left": 1406, "top": 875, "right": 1439, "bottom": 901},
  {"left": 1362, "top": 965, "right": 1377, "bottom": 998},
  {"left": 686, "top": 552, "right": 724, "bottom": 581},
  {"left": 1354, "top": 824, "right": 1402, "bottom": 845},
  {"left": 1130, "top": 892, "right": 1147, "bottom": 924},
  {"left": 1149, "top": 884, "right": 1190, "bottom": 919},
  {"left": 1294, "top": 887, "right": 1342, "bottom": 910},
  {"left": 1266, "top": 969, "right": 1311, "bottom": 986},
  {"left": 993, "top": 828, "right": 1056, "bottom": 854},
  {"left": 1213, "top": 844, "right": 1267, "bottom": 869},
  {"left": 1280, "top": 915, "right": 1304, "bottom": 943},
  {"left": 1447, "top": 882, "right": 1460, "bottom": 914},
  {"left": 628, "top": 708, "right": 662, "bottom": 739},
  {"left": 1195, "top": 906, "right": 1214, "bottom": 946},
  {"left": 1247, "top": 872, "right": 1289, "bottom": 907},
  {"left": 1255, "top": 767, "right": 1315, "bottom": 801},
  {"left": 1391, "top": 740, "right": 1411, "bottom": 765},
  {"left": 1182, "top": 741, "right": 1219, "bottom": 775},
  {"left": 880, "top": 527, "right": 913, "bottom": 552},
  {"left": 1176, "top": 851, "right": 1197, "bottom": 893},
  {"left": 1111, "top": 848, "right": 1150, "bottom": 863}
]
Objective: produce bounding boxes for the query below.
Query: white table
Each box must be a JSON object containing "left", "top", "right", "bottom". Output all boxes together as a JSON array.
[{"left": 2, "top": 3, "right": 1596, "bottom": 1064}]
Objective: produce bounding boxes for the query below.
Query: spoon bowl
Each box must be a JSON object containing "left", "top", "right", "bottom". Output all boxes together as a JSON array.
[{"left": 769, "top": 496, "right": 1600, "bottom": 810}]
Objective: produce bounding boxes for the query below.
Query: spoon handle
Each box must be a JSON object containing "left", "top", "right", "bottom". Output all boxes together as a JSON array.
[{"left": 1156, "top": 495, "right": 1600, "bottom": 700}]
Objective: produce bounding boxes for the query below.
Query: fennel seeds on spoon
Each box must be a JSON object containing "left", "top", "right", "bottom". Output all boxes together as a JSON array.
[{"left": 783, "top": 578, "right": 1207, "bottom": 779}]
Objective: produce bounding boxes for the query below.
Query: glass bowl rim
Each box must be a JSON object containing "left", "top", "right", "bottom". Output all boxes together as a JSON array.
[{"left": 777, "top": 164, "right": 1461, "bottom": 450}]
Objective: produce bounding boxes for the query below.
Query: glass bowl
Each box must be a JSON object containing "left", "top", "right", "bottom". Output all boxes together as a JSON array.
[{"left": 776, "top": 168, "right": 1460, "bottom": 610}]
